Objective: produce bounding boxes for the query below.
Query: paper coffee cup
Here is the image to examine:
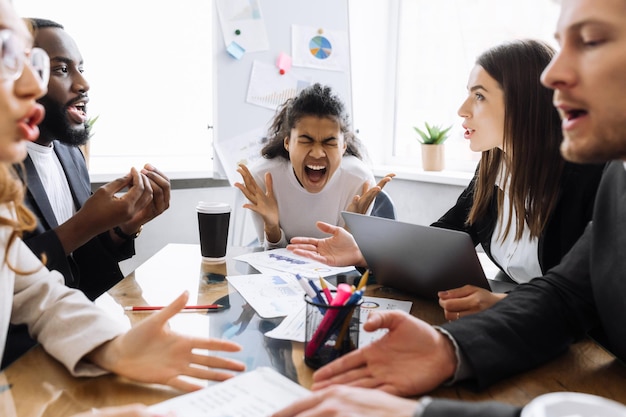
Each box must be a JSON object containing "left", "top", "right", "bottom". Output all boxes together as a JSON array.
[
  {"left": 521, "top": 392, "right": 626, "bottom": 417},
  {"left": 196, "top": 202, "right": 231, "bottom": 263}
]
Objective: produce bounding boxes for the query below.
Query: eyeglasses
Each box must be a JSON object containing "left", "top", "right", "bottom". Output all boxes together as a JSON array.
[{"left": 0, "top": 29, "right": 50, "bottom": 86}]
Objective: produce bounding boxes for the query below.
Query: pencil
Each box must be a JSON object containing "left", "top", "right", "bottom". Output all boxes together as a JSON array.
[
  {"left": 124, "top": 304, "right": 224, "bottom": 311},
  {"left": 356, "top": 270, "right": 369, "bottom": 291},
  {"left": 319, "top": 277, "right": 333, "bottom": 303}
]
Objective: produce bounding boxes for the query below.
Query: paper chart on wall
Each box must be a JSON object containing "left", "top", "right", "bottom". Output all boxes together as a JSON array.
[
  {"left": 246, "top": 60, "right": 312, "bottom": 110},
  {"left": 213, "top": 126, "right": 267, "bottom": 186},
  {"left": 215, "top": 0, "right": 269, "bottom": 52},
  {"left": 291, "top": 24, "right": 350, "bottom": 71}
]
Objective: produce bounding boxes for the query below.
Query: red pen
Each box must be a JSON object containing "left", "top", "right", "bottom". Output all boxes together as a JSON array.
[{"left": 124, "top": 304, "right": 224, "bottom": 312}]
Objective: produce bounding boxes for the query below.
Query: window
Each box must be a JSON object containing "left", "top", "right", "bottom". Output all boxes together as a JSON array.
[
  {"left": 14, "top": 1, "right": 213, "bottom": 179},
  {"left": 15, "top": 1, "right": 561, "bottom": 179},
  {"left": 350, "top": 0, "right": 561, "bottom": 173}
]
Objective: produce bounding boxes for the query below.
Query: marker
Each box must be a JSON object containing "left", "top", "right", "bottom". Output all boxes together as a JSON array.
[
  {"left": 124, "top": 304, "right": 223, "bottom": 312},
  {"left": 295, "top": 274, "right": 317, "bottom": 299},
  {"left": 308, "top": 278, "right": 326, "bottom": 305},
  {"left": 305, "top": 284, "right": 353, "bottom": 357}
]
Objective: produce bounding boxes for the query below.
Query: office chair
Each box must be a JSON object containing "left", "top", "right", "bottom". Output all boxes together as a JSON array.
[{"left": 370, "top": 189, "right": 397, "bottom": 220}]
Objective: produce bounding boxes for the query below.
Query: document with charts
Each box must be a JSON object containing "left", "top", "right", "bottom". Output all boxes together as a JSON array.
[
  {"left": 226, "top": 273, "right": 305, "bottom": 318},
  {"left": 150, "top": 367, "right": 309, "bottom": 417},
  {"left": 234, "top": 248, "right": 355, "bottom": 278}
]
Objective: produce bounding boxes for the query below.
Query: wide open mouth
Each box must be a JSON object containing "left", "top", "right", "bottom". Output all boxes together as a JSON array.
[
  {"left": 66, "top": 100, "right": 88, "bottom": 125},
  {"left": 305, "top": 164, "right": 327, "bottom": 183}
]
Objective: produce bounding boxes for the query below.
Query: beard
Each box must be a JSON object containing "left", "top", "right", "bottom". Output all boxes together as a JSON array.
[
  {"left": 38, "top": 95, "right": 91, "bottom": 147},
  {"left": 560, "top": 115, "right": 626, "bottom": 164}
]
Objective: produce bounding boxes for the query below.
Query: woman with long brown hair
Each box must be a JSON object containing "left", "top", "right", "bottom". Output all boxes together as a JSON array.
[{"left": 288, "top": 40, "right": 604, "bottom": 320}]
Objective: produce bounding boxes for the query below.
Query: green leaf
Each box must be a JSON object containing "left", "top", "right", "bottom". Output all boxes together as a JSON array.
[{"left": 413, "top": 122, "right": 453, "bottom": 145}]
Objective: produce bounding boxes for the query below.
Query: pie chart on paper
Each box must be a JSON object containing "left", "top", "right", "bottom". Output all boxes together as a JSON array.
[{"left": 309, "top": 35, "right": 332, "bottom": 59}]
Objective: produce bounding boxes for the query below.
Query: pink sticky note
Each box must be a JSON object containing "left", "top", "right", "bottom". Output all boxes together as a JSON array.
[{"left": 276, "top": 52, "right": 292, "bottom": 73}]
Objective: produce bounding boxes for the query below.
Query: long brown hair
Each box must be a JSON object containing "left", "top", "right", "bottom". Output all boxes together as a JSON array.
[
  {"left": 467, "top": 39, "right": 565, "bottom": 241},
  {"left": 0, "top": 163, "right": 41, "bottom": 272}
]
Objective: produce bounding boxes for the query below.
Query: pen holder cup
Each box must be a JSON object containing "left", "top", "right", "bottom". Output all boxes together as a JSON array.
[{"left": 304, "top": 293, "right": 362, "bottom": 369}]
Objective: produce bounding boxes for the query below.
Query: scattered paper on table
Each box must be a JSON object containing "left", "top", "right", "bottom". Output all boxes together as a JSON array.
[
  {"left": 234, "top": 248, "right": 355, "bottom": 278},
  {"left": 226, "top": 273, "right": 305, "bottom": 318},
  {"left": 357, "top": 297, "right": 413, "bottom": 346},
  {"left": 150, "top": 367, "right": 309, "bottom": 417},
  {"left": 264, "top": 304, "right": 307, "bottom": 341}
]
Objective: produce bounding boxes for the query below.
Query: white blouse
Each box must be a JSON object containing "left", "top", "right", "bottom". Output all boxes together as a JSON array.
[{"left": 489, "top": 168, "right": 542, "bottom": 284}]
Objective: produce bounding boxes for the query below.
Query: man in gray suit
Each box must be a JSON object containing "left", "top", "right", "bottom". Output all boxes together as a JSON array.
[
  {"left": 272, "top": 0, "right": 626, "bottom": 416},
  {"left": 2, "top": 18, "right": 170, "bottom": 368}
]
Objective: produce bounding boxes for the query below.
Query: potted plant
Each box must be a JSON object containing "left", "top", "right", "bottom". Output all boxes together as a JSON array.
[{"left": 413, "top": 122, "right": 452, "bottom": 171}]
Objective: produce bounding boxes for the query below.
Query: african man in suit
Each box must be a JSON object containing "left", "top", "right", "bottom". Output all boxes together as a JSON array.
[{"left": 2, "top": 18, "right": 170, "bottom": 368}]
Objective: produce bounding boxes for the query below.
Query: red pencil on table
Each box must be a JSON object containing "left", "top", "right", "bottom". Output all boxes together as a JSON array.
[{"left": 124, "top": 304, "right": 224, "bottom": 312}]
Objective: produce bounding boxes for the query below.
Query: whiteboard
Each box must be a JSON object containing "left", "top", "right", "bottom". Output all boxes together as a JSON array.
[{"left": 212, "top": 0, "right": 352, "bottom": 183}]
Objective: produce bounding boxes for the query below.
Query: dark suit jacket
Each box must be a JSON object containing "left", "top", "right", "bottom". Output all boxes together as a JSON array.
[
  {"left": 431, "top": 162, "right": 605, "bottom": 274},
  {"left": 2, "top": 141, "right": 135, "bottom": 368},
  {"left": 426, "top": 161, "right": 626, "bottom": 415},
  {"left": 424, "top": 399, "right": 521, "bottom": 417}
]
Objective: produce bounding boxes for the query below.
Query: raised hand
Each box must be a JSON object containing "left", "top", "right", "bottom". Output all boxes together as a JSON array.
[
  {"left": 56, "top": 168, "right": 154, "bottom": 254},
  {"left": 118, "top": 164, "right": 171, "bottom": 235},
  {"left": 234, "top": 164, "right": 281, "bottom": 243},
  {"left": 310, "top": 310, "right": 457, "bottom": 397},
  {"left": 346, "top": 173, "right": 395, "bottom": 214},
  {"left": 288, "top": 221, "right": 366, "bottom": 267},
  {"left": 438, "top": 285, "right": 507, "bottom": 321},
  {"left": 86, "top": 291, "right": 246, "bottom": 392}
]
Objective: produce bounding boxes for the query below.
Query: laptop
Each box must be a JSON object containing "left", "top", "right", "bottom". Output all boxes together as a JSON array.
[{"left": 342, "top": 212, "right": 517, "bottom": 300}]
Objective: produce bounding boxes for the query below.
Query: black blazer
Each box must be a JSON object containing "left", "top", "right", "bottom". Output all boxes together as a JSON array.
[
  {"left": 424, "top": 399, "right": 521, "bottom": 417},
  {"left": 431, "top": 162, "right": 605, "bottom": 275},
  {"left": 430, "top": 161, "right": 626, "bottom": 414},
  {"left": 16, "top": 140, "right": 135, "bottom": 299}
]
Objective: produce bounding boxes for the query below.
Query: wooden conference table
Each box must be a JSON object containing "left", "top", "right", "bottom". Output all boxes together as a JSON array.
[{"left": 3, "top": 243, "right": 626, "bottom": 416}]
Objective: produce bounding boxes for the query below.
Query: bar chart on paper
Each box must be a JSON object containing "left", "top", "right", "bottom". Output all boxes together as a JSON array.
[{"left": 246, "top": 61, "right": 312, "bottom": 110}]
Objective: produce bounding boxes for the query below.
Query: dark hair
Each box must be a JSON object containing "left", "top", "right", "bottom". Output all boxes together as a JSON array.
[
  {"left": 467, "top": 39, "right": 565, "bottom": 241},
  {"left": 260, "top": 83, "right": 366, "bottom": 160},
  {"left": 25, "top": 18, "right": 64, "bottom": 30}
]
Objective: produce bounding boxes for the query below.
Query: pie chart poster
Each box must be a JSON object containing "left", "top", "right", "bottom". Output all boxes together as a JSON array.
[{"left": 292, "top": 24, "right": 350, "bottom": 72}]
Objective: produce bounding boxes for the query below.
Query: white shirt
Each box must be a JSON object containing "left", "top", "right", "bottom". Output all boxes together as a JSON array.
[
  {"left": 489, "top": 168, "right": 542, "bottom": 283},
  {"left": 248, "top": 155, "right": 376, "bottom": 248},
  {"left": 26, "top": 141, "right": 75, "bottom": 225}
]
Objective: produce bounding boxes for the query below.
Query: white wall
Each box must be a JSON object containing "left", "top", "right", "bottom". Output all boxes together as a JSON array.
[{"left": 119, "top": 179, "right": 466, "bottom": 275}]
